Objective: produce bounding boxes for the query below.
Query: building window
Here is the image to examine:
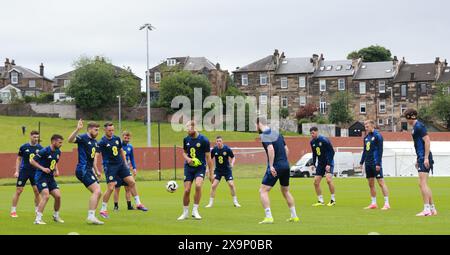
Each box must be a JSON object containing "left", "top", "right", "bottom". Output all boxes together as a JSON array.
[
  {"left": 154, "top": 72, "right": 161, "bottom": 83},
  {"left": 29, "top": 80, "right": 36, "bottom": 88},
  {"left": 401, "top": 84, "right": 407, "bottom": 97},
  {"left": 401, "top": 104, "right": 407, "bottom": 114},
  {"left": 281, "top": 96, "right": 288, "bottom": 108},
  {"left": 379, "top": 80, "right": 386, "bottom": 93},
  {"left": 319, "top": 79, "right": 326, "bottom": 92},
  {"left": 420, "top": 83, "right": 427, "bottom": 94},
  {"left": 360, "top": 102, "right": 366, "bottom": 114},
  {"left": 11, "top": 72, "right": 18, "bottom": 84},
  {"left": 359, "top": 82, "right": 366, "bottom": 94},
  {"left": 260, "top": 73, "right": 268, "bottom": 85},
  {"left": 299, "top": 76, "right": 306, "bottom": 88},
  {"left": 379, "top": 100, "right": 386, "bottom": 113},
  {"left": 338, "top": 79, "right": 345, "bottom": 90},
  {"left": 299, "top": 96, "right": 306, "bottom": 106},
  {"left": 63, "top": 79, "right": 70, "bottom": 88},
  {"left": 378, "top": 119, "right": 384, "bottom": 126},
  {"left": 241, "top": 74, "right": 248, "bottom": 86},
  {"left": 166, "top": 59, "right": 176, "bottom": 66},
  {"left": 259, "top": 93, "right": 267, "bottom": 105},
  {"left": 281, "top": 77, "right": 288, "bottom": 88},
  {"left": 319, "top": 98, "right": 326, "bottom": 114}
]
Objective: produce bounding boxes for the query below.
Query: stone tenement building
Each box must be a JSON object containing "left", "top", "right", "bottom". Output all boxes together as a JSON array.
[
  {"left": 148, "top": 56, "right": 229, "bottom": 100},
  {"left": 233, "top": 50, "right": 449, "bottom": 131}
]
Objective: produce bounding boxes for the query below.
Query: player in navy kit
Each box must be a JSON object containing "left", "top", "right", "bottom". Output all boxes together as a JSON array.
[
  {"left": 30, "top": 134, "right": 65, "bottom": 225},
  {"left": 404, "top": 109, "right": 437, "bottom": 216},
  {"left": 309, "top": 127, "right": 336, "bottom": 207},
  {"left": 177, "top": 120, "right": 214, "bottom": 221},
  {"left": 68, "top": 119, "right": 104, "bottom": 225},
  {"left": 113, "top": 131, "right": 137, "bottom": 211},
  {"left": 97, "top": 122, "right": 147, "bottom": 219},
  {"left": 205, "top": 136, "right": 240, "bottom": 208},
  {"left": 256, "top": 117, "right": 298, "bottom": 224},
  {"left": 10, "top": 130, "right": 43, "bottom": 218},
  {"left": 359, "top": 120, "right": 390, "bottom": 210}
]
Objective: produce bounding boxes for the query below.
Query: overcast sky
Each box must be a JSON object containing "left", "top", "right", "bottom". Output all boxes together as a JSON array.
[{"left": 1, "top": 0, "right": 449, "bottom": 90}]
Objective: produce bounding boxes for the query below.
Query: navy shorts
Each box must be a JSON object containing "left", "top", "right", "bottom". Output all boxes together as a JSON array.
[
  {"left": 35, "top": 174, "right": 59, "bottom": 193},
  {"left": 214, "top": 169, "right": 233, "bottom": 181},
  {"left": 76, "top": 167, "right": 99, "bottom": 188},
  {"left": 184, "top": 165, "right": 206, "bottom": 182},
  {"left": 365, "top": 165, "right": 383, "bottom": 179},
  {"left": 115, "top": 176, "right": 129, "bottom": 188},
  {"left": 315, "top": 164, "right": 334, "bottom": 177},
  {"left": 262, "top": 166, "right": 290, "bottom": 187},
  {"left": 105, "top": 163, "right": 132, "bottom": 184},
  {"left": 417, "top": 158, "right": 434, "bottom": 173},
  {"left": 16, "top": 169, "right": 36, "bottom": 187}
]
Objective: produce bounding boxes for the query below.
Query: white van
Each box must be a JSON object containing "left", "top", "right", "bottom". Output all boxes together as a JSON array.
[{"left": 290, "top": 152, "right": 357, "bottom": 178}]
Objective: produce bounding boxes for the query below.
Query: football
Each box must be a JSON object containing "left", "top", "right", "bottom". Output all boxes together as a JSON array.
[{"left": 166, "top": 180, "right": 178, "bottom": 193}]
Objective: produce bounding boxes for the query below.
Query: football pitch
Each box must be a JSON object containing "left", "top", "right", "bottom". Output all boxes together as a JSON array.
[{"left": 0, "top": 176, "right": 449, "bottom": 235}]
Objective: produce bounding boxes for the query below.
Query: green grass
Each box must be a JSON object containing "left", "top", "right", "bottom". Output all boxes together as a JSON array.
[
  {"left": 0, "top": 115, "right": 299, "bottom": 153},
  {"left": 0, "top": 173, "right": 448, "bottom": 235}
]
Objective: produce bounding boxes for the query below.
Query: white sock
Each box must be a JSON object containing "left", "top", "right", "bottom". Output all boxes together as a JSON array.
[
  {"left": 53, "top": 211, "right": 59, "bottom": 218},
  {"left": 11, "top": 207, "right": 16, "bottom": 213},
  {"left": 36, "top": 212, "right": 42, "bottom": 221},
  {"left": 134, "top": 196, "right": 141, "bottom": 205},
  {"left": 193, "top": 204, "right": 199, "bottom": 212},
  {"left": 384, "top": 196, "right": 389, "bottom": 204},
  {"left": 371, "top": 197, "right": 377, "bottom": 205},
  {"left": 35, "top": 207, "right": 39, "bottom": 213},
  {"left": 318, "top": 195, "right": 324, "bottom": 203},
  {"left": 183, "top": 206, "right": 189, "bottom": 214},
  {"left": 424, "top": 204, "right": 431, "bottom": 212},
  {"left": 289, "top": 207, "right": 297, "bottom": 218},
  {"left": 209, "top": 197, "right": 214, "bottom": 204},
  {"left": 88, "top": 210, "right": 95, "bottom": 218},
  {"left": 430, "top": 204, "right": 436, "bottom": 211},
  {"left": 331, "top": 194, "right": 335, "bottom": 201},
  {"left": 264, "top": 208, "right": 272, "bottom": 218},
  {"left": 101, "top": 202, "right": 108, "bottom": 211},
  {"left": 232, "top": 196, "right": 238, "bottom": 203}
]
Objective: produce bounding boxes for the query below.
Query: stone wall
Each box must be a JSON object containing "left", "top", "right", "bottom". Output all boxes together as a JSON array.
[{"left": 30, "top": 103, "right": 76, "bottom": 119}]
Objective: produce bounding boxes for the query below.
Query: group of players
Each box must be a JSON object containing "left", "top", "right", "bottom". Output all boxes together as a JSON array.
[{"left": 9, "top": 107, "right": 437, "bottom": 225}]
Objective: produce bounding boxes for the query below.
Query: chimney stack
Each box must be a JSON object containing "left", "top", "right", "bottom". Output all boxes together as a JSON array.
[
  {"left": 40, "top": 63, "right": 44, "bottom": 76},
  {"left": 445, "top": 59, "right": 448, "bottom": 67},
  {"left": 393, "top": 56, "right": 398, "bottom": 65},
  {"left": 410, "top": 72, "right": 416, "bottom": 81},
  {"left": 4, "top": 58, "right": 10, "bottom": 71},
  {"left": 215, "top": 63, "right": 221, "bottom": 70},
  {"left": 11, "top": 59, "right": 15, "bottom": 66}
]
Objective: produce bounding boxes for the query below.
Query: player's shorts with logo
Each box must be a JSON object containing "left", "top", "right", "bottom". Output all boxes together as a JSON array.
[
  {"left": 35, "top": 173, "right": 59, "bottom": 192},
  {"left": 16, "top": 169, "right": 37, "bottom": 187},
  {"left": 262, "top": 166, "right": 290, "bottom": 187},
  {"left": 417, "top": 156, "right": 434, "bottom": 173},
  {"left": 184, "top": 164, "right": 206, "bottom": 182},
  {"left": 115, "top": 172, "right": 132, "bottom": 187},
  {"left": 76, "top": 166, "right": 99, "bottom": 188},
  {"left": 105, "top": 162, "right": 132, "bottom": 184},
  {"left": 365, "top": 165, "right": 383, "bottom": 179},
  {"left": 315, "top": 161, "right": 334, "bottom": 177},
  {"left": 214, "top": 168, "right": 233, "bottom": 181}
]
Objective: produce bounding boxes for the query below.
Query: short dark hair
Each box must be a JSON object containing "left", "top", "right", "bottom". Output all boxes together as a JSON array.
[
  {"left": 309, "top": 126, "right": 318, "bottom": 132},
  {"left": 104, "top": 121, "right": 114, "bottom": 128},
  {"left": 51, "top": 134, "right": 64, "bottom": 142},
  {"left": 30, "top": 130, "right": 40, "bottom": 136},
  {"left": 87, "top": 121, "right": 100, "bottom": 129},
  {"left": 216, "top": 136, "right": 222, "bottom": 140},
  {"left": 256, "top": 116, "right": 268, "bottom": 125},
  {"left": 404, "top": 108, "right": 418, "bottom": 120}
]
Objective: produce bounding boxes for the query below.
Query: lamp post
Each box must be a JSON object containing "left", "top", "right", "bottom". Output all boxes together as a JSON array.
[
  {"left": 117, "top": 95, "right": 122, "bottom": 134},
  {"left": 139, "top": 23, "right": 155, "bottom": 147}
]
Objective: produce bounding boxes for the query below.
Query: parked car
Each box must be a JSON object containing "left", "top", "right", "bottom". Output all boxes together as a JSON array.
[{"left": 290, "top": 152, "right": 357, "bottom": 178}]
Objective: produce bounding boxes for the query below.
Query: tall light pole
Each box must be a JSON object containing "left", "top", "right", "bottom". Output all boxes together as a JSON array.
[
  {"left": 140, "top": 23, "right": 155, "bottom": 147},
  {"left": 117, "top": 95, "right": 122, "bottom": 134}
]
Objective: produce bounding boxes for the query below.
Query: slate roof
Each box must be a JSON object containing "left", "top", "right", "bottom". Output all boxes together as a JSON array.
[
  {"left": 393, "top": 63, "right": 436, "bottom": 83},
  {"left": 353, "top": 61, "right": 396, "bottom": 80},
  {"left": 276, "top": 57, "right": 315, "bottom": 74},
  {"left": 313, "top": 60, "right": 354, "bottom": 77}
]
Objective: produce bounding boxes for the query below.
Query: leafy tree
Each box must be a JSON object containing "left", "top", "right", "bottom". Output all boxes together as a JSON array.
[
  {"left": 296, "top": 103, "right": 317, "bottom": 120},
  {"left": 430, "top": 82, "right": 450, "bottom": 129},
  {"left": 280, "top": 108, "right": 289, "bottom": 119},
  {"left": 347, "top": 45, "right": 393, "bottom": 62},
  {"left": 328, "top": 92, "right": 353, "bottom": 125},
  {"left": 158, "top": 71, "right": 211, "bottom": 113},
  {"left": 66, "top": 56, "right": 141, "bottom": 110}
]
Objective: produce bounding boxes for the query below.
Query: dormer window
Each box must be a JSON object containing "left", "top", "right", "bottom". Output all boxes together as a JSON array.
[
  {"left": 346, "top": 64, "right": 352, "bottom": 70},
  {"left": 11, "top": 72, "right": 18, "bottom": 84},
  {"left": 166, "top": 59, "right": 176, "bottom": 66},
  {"left": 319, "top": 66, "right": 325, "bottom": 71},
  {"left": 361, "top": 65, "right": 367, "bottom": 69},
  {"left": 335, "top": 65, "right": 342, "bottom": 71},
  {"left": 326, "top": 65, "right": 332, "bottom": 71}
]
